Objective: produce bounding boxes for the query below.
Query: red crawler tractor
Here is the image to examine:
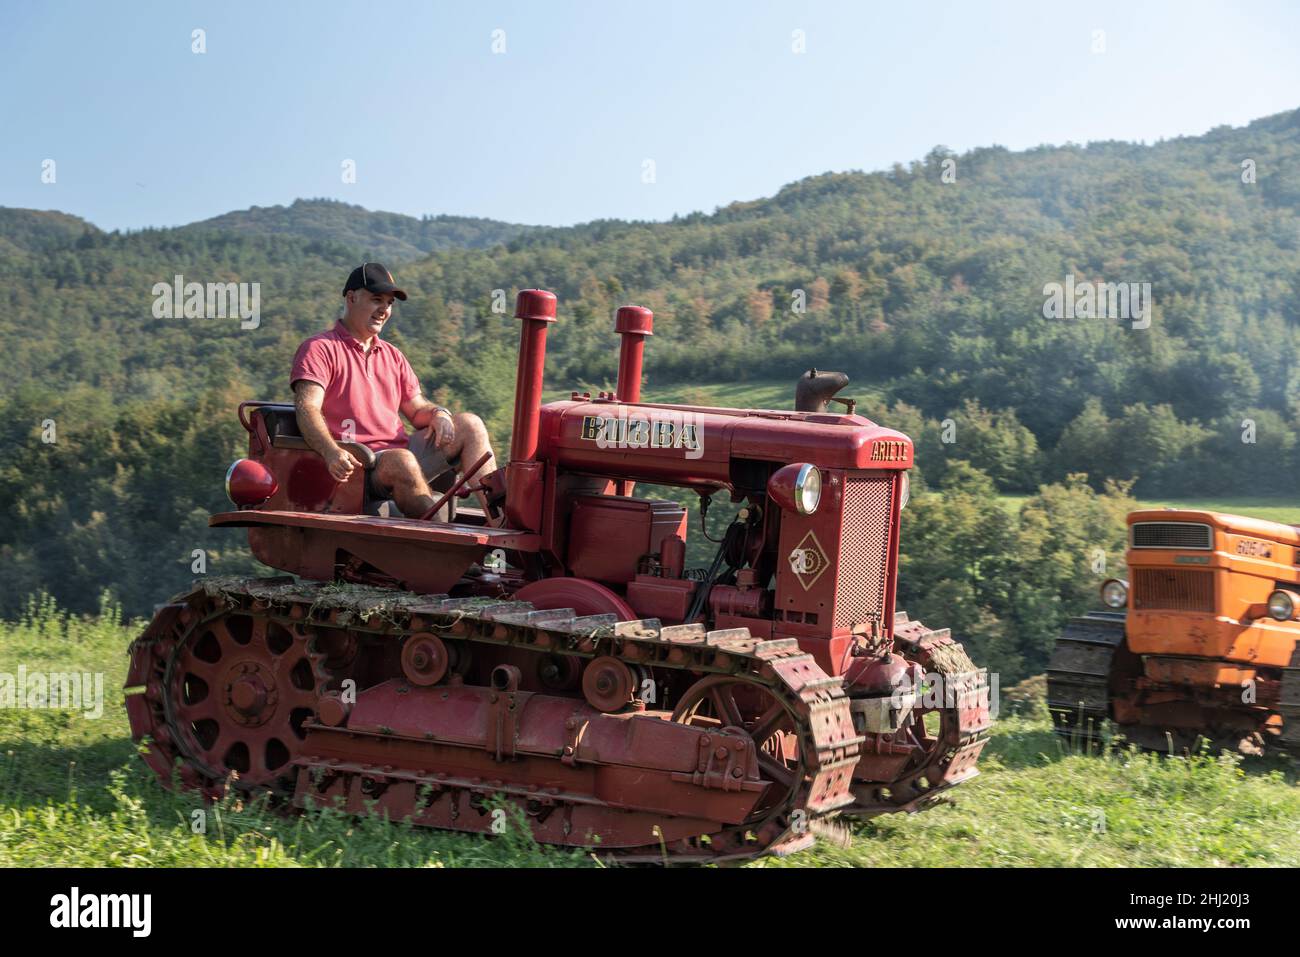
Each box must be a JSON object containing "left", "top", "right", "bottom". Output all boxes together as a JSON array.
[{"left": 126, "top": 290, "right": 990, "bottom": 862}]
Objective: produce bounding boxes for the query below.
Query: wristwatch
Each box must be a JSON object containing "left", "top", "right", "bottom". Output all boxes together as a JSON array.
[{"left": 432, "top": 405, "right": 453, "bottom": 423}]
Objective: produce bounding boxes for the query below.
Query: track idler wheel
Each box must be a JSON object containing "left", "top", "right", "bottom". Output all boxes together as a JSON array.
[
  {"left": 582, "top": 656, "right": 637, "bottom": 712},
  {"left": 536, "top": 653, "right": 582, "bottom": 691},
  {"left": 401, "top": 633, "right": 451, "bottom": 686}
]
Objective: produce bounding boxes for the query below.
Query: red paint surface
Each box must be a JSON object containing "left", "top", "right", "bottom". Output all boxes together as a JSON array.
[
  {"left": 510, "top": 289, "right": 557, "bottom": 464},
  {"left": 614, "top": 305, "right": 653, "bottom": 403},
  {"left": 514, "top": 577, "right": 636, "bottom": 619}
]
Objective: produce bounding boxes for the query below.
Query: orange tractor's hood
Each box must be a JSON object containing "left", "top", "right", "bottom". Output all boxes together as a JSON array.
[{"left": 1128, "top": 508, "right": 1300, "bottom": 545}]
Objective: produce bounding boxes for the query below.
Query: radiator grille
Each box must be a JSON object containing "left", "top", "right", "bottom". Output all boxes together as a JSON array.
[
  {"left": 835, "top": 477, "right": 894, "bottom": 629},
  {"left": 1132, "top": 522, "right": 1213, "bottom": 550},
  {"left": 1131, "top": 569, "right": 1215, "bottom": 612}
]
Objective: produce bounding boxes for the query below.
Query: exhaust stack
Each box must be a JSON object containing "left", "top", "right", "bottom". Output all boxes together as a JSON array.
[
  {"left": 614, "top": 305, "right": 653, "bottom": 403},
  {"left": 504, "top": 289, "right": 556, "bottom": 531},
  {"left": 510, "top": 289, "right": 558, "bottom": 463}
]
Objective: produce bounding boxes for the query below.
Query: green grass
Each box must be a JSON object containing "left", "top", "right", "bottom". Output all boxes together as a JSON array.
[
  {"left": 3, "top": 597, "right": 1299, "bottom": 867},
  {"left": 639, "top": 380, "right": 797, "bottom": 411},
  {"left": 0, "top": 596, "right": 592, "bottom": 868},
  {"left": 998, "top": 494, "right": 1300, "bottom": 526},
  {"left": 762, "top": 713, "right": 1300, "bottom": 867}
]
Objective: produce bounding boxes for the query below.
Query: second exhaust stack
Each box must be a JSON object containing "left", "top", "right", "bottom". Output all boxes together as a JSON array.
[{"left": 614, "top": 305, "right": 653, "bottom": 403}]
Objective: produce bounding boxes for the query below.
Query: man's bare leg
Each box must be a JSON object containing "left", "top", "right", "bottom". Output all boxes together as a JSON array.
[
  {"left": 441, "top": 412, "right": 498, "bottom": 513},
  {"left": 373, "top": 450, "right": 438, "bottom": 518}
]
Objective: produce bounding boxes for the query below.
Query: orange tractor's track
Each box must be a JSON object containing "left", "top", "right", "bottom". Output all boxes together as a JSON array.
[{"left": 1048, "top": 611, "right": 1300, "bottom": 754}]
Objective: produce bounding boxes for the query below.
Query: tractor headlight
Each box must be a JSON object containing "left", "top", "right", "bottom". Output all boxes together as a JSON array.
[
  {"left": 1100, "top": 579, "right": 1129, "bottom": 609},
  {"left": 767, "top": 463, "right": 822, "bottom": 515},
  {"left": 1267, "top": 589, "right": 1299, "bottom": 621},
  {"left": 795, "top": 464, "right": 821, "bottom": 515},
  {"left": 899, "top": 472, "right": 911, "bottom": 510}
]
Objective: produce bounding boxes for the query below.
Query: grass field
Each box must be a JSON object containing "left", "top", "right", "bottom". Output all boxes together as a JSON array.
[
  {"left": 3, "top": 596, "right": 1299, "bottom": 868},
  {"left": 998, "top": 495, "right": 1300, "bottom": 525}
]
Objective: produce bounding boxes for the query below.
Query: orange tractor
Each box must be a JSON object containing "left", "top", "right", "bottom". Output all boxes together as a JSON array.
[
  {"left": 126, "top": 291, "right": 990, "bottom": 863},
  {"left": 1048, "top": 509, "right": 1300, "bottom": 753}
]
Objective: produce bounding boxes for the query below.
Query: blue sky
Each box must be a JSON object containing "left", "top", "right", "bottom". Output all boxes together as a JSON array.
[{"left": 4, "top": 0, "right": 1298, "bottom": 231}]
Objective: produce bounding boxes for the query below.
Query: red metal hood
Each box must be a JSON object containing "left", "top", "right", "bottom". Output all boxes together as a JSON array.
[{"left": 536, "top": 399, "right": 912, "bottom": 487}]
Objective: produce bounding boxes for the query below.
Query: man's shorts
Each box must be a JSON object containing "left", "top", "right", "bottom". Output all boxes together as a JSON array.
[{"left": 366, "top": 425, "right": 458, "bottom": 501}]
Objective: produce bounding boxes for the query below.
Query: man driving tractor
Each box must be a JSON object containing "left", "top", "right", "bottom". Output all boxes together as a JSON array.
[{"left": 290, "top": 262, "right": 496, "bottom": 518}]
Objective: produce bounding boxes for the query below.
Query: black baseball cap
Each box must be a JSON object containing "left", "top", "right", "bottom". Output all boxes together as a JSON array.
[{"left": 343, "top": 262, "right": 408, "bottom": 301}]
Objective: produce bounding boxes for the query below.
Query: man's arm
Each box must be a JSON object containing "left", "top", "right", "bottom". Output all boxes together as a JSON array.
[
  {"left": 294, "top": 380, "right": 361, "bottom": 481},
  {"left": 401, "top": 393, "right": 455, "bottom": 449}
]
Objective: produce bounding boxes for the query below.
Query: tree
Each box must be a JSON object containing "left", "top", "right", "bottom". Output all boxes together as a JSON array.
[{"left": 1052, "top": 398, "right": 1117, "bottom": 487}]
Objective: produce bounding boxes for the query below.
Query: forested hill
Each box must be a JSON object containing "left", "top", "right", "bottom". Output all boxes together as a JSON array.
[
  {"left": 178, "top": 198, "right": 545, "bottom": 261},
  {"left": 2, "top": 107, "right": 1298, "bottom": 619},
  {"left": 0, "top": 208, "right": 100, "bottom": 254}
]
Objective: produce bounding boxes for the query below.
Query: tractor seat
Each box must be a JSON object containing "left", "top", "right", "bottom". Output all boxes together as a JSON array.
[{"left": 252, "top": 402, "right": 457, "bottom": 521}]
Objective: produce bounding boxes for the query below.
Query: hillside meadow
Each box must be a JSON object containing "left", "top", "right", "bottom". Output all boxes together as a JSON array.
[{"left": 2, "top": 597, "right": 1299, "bottom": 868}]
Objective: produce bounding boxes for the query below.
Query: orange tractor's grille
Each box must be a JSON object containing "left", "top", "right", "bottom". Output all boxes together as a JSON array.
[
  {"left": 835, "top": 476, "right": 894, "bottom": 629},
  {"left": 1131, "top": 568, "right": 1215, "bottom": 612},
  {"left": 1132, "top": 522, "right": 1213, "bottom": 549}
]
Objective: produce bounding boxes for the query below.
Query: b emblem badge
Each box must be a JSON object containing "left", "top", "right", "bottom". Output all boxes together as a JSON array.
[{"left": 788, "top": 531, "right": 830, "bottom": 591}]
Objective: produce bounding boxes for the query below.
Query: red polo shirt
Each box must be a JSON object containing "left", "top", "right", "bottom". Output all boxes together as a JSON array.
[{"left": 290, "top": 321, "right": 420, "bottom": 451}]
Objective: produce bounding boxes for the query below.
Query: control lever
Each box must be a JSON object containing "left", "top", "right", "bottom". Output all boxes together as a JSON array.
[{"left": 418, "top": 451, "right": 492, "bottom": 521}]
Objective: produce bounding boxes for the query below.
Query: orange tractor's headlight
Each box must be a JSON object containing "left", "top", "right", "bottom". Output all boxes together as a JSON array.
[
  {"left": 1267, "top": 589, "right": 1300, "bottom": 622},
  {"left": 1100, "top": 579, "right": 1129, "bottom": 609}
]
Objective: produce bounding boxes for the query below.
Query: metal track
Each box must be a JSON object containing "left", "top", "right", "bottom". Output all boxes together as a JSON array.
[
  {"left": 128, "top": 577, "right": 864, "bottom": 863},
  {"left": 847, "top": 612, "right": 991, "bottom": 815},
  {"left": 1276, "top": 644, "right": 1300, "bottom": 750},
  {"left": 1045, "top": 612, "right": 1127, "bottom": 746},
  {"left": 1047, "top": 611, "right": 1300, "bottom": 754}
]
